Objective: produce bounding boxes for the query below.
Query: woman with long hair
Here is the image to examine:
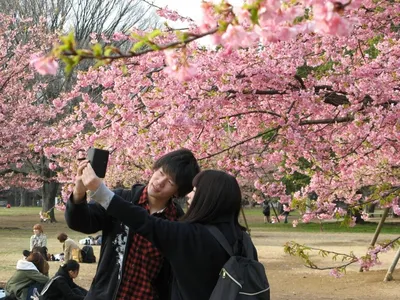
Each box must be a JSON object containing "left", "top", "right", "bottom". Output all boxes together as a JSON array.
[
  {"left": 39, "top": 260, "right": 87, "bottom": 300},
  {"left": 75, "top": 164, "right": 262, "bottom": 300},
  {"left": 4, "top": 252, "right": 48, "bottom": 300}
]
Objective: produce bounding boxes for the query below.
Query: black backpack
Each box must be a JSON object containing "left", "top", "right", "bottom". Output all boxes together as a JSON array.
[
  {"left": 81, "top": 245, "right": 96, "bottom": 263},
  {"left": 206, "top": 226, "right": 270, "bottom": 300}
]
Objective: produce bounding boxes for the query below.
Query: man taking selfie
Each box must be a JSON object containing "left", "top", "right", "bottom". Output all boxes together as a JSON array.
[{"left": 65, "top": 149, "right": 200, "bottom": 300}]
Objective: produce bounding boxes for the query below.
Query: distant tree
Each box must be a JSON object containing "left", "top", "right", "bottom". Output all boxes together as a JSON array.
[{"left": 0, "top": 0, "right": 159, "bottom": 221}]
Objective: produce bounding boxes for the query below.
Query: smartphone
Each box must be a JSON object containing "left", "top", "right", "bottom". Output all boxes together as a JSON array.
[{"left": 87, "top": 148, "right": 109, "bottom": 178}]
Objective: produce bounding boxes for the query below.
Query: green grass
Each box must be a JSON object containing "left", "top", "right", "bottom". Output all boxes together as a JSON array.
[
  {"left": 0, "top": 206, "right": 42, "bottom": 216},
  {"left": 248, "top": 220, "right": 400, "bottom": 234},
  {"left": 240, "top": 207, "right": 400, "bottom": 234},
  {"left": 1, "top": 206, "right": 399, "bottom": 234}
]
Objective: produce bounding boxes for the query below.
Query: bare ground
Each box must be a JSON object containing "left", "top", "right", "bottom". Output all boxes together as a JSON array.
[{"left": 253, "top": 231, "right": 400, "bottom": 299}]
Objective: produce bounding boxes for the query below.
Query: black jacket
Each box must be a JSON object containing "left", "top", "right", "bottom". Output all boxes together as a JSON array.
[
  {"left": 65, "top": 184, "right": 184, "bottom": 300},
  {"left": 41, "top": 267, "right": 85, "bottom": 300},
  {"left": 106, "top": 193, "right": 258, "bottom": 300}
]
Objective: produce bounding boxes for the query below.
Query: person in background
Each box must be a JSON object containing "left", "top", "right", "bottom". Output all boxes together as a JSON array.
[
  {"left": 56, "top": 233, "right": 80, "bottom": 262},
  {"left": 30, "top": 224, "right": 47, "bottom": 251},
  {"left": 262, "top": 199, "right": 272, "bottom": 224},
  {"left": 279, "top": 203, "right": 290, "bottom": 224},
  {"left": 39, "top": 260, "right": 87, "bottom": 300},
  {"left": 22, "top": 247, "right": 50, "bottom": 276},
  {"left": 66, "top": 148, "right": 200, "bottom": 300},
  {"left": 4, "top": 252, "right": 48, "bottom": 300},
  {"left": 77, "top": 166, "right": 260, "bottom": 300}
]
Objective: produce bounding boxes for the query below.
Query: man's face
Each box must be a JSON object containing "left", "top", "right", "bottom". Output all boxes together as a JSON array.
[{"left": 148, "top": 168, "right": 179, "bottom": 202}]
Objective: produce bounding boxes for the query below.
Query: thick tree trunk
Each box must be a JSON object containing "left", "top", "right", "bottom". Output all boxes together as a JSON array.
[
  {"left": 42, "top": 181, "right": 59, "bottom": 223},
  {"left": 19, "top": 189, "right": 27, "bottom": 207},
  {"left": 40, "top": 155, "right": 60, "bottom": 223}
]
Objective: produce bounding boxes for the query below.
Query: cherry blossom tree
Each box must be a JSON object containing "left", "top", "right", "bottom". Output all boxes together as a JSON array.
[
  {"left": 32, "top": 0, "right": 400, "bottom": 274},
  {"left": 0, "top": 0, "right": 162, "bottom": 222},
  {"left": 0, "top": 15, "right": 60, "bottom": 213}
]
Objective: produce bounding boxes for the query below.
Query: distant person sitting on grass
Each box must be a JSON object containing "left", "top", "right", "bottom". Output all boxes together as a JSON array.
[
  {"left": 56, "top": 233, "right": 80, "bottom": 262},
  {"left": 29, "top": 224, "right": 47, "bottom": 251},
  {"left": 3, "top": 252, "right": 48, "bottom": 300},
  {"left": 36, "top": 260, "right": 87, "bottom": 300},
  {"left": 22, "top": 247, "right": 50, "bottom": 276}
]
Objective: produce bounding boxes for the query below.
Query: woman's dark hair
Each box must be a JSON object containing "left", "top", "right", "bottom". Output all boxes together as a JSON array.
[
  {"left": 57, "top": 232, "right": 68, "bottom": 242},
  {"left": 180, "top": 170, "right": 245, "bottom": 229},
  {"left": 153, "top": 148, "right": 200, "bottom": 197},
  {"left": 32, "top": 246, "right": 49, "bottom": 261},
  {"left": 60, "top": 259, "right": 80, "bottom": 273},
  {"left": 26, "top": 252, "right": 45, "bottom": 274}
]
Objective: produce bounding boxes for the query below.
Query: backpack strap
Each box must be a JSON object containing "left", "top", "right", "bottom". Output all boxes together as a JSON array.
[
  {"left": 40, "top": 275, "right": 62, "bottom": 295},
  {"left": 242, "top": 232, "right": 256, "bottom": 260},
  {"left": 205, "top": 225, "right": 234, "bottom": 257}
]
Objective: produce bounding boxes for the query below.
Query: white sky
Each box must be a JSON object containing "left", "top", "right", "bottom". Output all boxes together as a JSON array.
[
  {"left": 154, "top": 0, "right": 204, "bottom": 21},
  {"left": 153, "top": 0, "right": 244, "bottom": 45},
  {"left": 153, "top": 0, "right": 244, "bottom": 22}
]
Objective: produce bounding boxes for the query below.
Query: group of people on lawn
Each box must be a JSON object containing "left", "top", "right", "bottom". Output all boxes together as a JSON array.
[{"left": 2, "top": 223, "right": 87, "bottom": 300}]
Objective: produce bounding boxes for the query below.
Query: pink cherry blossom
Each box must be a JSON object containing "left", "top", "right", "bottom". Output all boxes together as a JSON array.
[
  {"left": 221, "top": 25, "right": 257, "bottom": 49},
  {"left": 30, "top": 55, "right": 59, "bottom": 75},
  {"left": 329, "top": 268, "right": 343, "bottom": 278}
]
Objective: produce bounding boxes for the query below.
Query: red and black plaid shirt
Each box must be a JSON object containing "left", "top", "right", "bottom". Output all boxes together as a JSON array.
[{"left": 116, "top": 187, "right": 178, "bottom": 300}]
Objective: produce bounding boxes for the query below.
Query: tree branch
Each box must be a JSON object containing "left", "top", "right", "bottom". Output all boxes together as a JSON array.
[
  {"left": 199, "top": 126, "right": 280, "bottom": 161},
  {"left": 299, "top": 115, "right": 354, "bottom": 125}
]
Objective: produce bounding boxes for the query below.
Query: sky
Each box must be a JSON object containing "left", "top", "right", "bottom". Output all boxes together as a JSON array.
[
  {"left": 153, "top": 0, "right": 244, "bottom": 22},
  {"left": 153, "top": 0, "right": 206, "bottom": 21},
  {"left": 152, "top": 0, "right": 243, "bottom": 45}
]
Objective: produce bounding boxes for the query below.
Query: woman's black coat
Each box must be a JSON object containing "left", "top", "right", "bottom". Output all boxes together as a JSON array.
[{"left": 41, "top": 267, "right": 86, "bottom": 300}]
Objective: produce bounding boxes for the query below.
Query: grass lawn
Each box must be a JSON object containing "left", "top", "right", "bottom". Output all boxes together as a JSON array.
[{"left": 240, "top": 207, "right": 400, "bottom": 234}]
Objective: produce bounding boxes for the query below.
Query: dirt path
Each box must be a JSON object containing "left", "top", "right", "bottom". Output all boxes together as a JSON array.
[{"left": 253, "top": 231, "right": 400, "bottom": 299}]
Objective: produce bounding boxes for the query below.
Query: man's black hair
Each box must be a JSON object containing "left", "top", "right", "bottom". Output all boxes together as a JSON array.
[{"left": 153, "top": 148, "right": 200, "bottom": 197}]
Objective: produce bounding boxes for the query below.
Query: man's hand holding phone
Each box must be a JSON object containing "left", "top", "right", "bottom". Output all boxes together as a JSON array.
[{"left": 73, "top": 148, "right": 109, "bottom": 203}]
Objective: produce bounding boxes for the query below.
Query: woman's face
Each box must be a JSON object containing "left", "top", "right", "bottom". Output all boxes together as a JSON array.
[
  {"left": 33, "top": 228, "right": 40, "bottom": 235},
  {"left": 186, "top": 187, "right": 196, "bottom": 209},
  {"left": 69, "top": 269, "right": 79, "bottom": 279}
]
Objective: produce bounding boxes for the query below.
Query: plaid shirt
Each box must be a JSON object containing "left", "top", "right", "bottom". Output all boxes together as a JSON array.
[{"left": 116, "top": 187, "right": 178, "bottom": 300}]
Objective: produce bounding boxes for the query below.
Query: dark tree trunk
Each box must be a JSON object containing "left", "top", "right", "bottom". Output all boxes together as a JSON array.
[
  {"left": 40, "top": 155, "right": 60, "bottom": 223},
  {"left": 367, "top": 202, "right": 376, "bottom": 217},
  {"left": 42, "top": 181, "right": 59, "bottom": 222},
  {"left": 19, "top": 189, "right": 28, "bottom": 207}
]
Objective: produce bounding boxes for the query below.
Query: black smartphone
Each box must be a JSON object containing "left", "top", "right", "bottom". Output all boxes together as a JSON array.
[{"left": 87, "top": 148, "right": 109, "bottom": 178}]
